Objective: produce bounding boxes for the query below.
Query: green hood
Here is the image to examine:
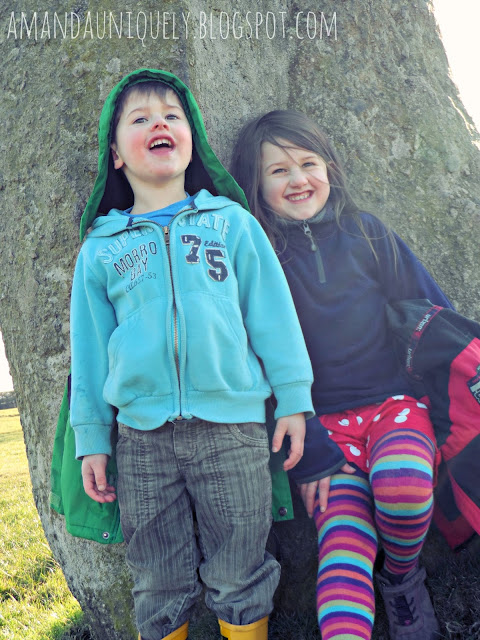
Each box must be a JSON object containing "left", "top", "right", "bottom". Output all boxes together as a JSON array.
[{"left": 80, "top": 68, "right": 248, "bottom": 240}]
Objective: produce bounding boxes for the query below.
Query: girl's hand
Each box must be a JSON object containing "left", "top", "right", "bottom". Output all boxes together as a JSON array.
[
  {"left": 272, "top": 412, "right": 306, "bottom": 471},
  {"left": 81, "top": 454, "right": 117, "bottom": 503},
  {"left": 299, "top": 462, "right": 356, "bottom": 517}
]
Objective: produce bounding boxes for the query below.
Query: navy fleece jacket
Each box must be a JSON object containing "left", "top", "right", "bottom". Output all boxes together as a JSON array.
[{"left": 285, "top": 206, "right": 453, "bottom": 485}]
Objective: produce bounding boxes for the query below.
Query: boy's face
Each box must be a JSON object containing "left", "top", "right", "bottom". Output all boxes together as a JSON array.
[{"left": 111, "top": 88, "right": 193, "bottom": 194}]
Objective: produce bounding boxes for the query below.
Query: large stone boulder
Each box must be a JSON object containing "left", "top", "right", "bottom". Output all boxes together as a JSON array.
[{"left": 0, "top": 2, "right": 479, "bottom": 638}]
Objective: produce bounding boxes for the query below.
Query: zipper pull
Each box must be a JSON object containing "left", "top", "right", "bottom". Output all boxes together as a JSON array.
[
  {"left": 302, "top": 221, "right": 317, "bottom": 252},
  {"left": 301, "top": 222, "right": 326, "bottom": 283},
  {"left": 163, "top": 226, "right": 170, "bottom": 246}
]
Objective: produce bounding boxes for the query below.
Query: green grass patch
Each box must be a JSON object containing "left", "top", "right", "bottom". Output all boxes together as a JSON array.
[{"left": 0, "top": 409, "right": 91, "bottom": 640}]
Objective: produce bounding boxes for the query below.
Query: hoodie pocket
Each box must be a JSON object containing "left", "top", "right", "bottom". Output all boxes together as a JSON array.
[
  {"left": 184, "top": 295, "right": 255, "bottom": 392},
  {"left": 103, "top": 303, "right": 173, "bottom": 407}
]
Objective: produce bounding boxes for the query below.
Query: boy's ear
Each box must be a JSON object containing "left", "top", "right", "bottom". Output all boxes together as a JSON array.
[{"left": 111, "top": 144, "right": 124, "bottom": 170}]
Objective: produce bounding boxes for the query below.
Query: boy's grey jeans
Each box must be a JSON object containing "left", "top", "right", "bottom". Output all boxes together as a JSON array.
[{"left": 116, "top": 418, "right": 280, "bottom": 640}]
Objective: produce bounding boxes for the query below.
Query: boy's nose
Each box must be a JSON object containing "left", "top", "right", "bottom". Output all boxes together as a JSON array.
[{"left": 151, "top": 115, "right": 168, "bottom": 130}]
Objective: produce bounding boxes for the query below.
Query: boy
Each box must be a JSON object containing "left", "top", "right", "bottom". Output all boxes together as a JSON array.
[{"left": 70, "top": 69, "right": 314, "bottom": 640}]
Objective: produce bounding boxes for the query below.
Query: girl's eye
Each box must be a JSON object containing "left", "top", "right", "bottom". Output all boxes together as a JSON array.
[
  {"left": 166, "top": 113, "right": 179, "bottom": 120},
  {"left": 133, "top": 116, "right": 147, "bottom": 124},
  {"left": 272, "top": 168, "right": 286, "bottom": 174}
]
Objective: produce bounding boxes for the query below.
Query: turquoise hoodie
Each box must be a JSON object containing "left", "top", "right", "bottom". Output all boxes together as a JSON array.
[
  {"left": 71, "top": 189, "right": 314, "bottom": 456},
  {"left": 51, "top": 69, "right": 313, "bottom": 542}
]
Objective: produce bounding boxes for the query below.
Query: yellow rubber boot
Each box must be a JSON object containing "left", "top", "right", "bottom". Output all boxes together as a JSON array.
[
  {"left": 138, "top": 621, "right": 189, "bottom": 640},
  {"left": 218, "top": 616, "right": 268, "bottom": 639}
]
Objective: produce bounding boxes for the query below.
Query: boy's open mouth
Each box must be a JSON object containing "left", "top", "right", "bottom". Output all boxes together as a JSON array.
[{"left": 149, "top": 138, "right": 174, "bottom": 151}]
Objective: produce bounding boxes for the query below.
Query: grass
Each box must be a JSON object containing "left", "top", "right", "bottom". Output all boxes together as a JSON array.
[
  {"left": 1, "top": 406, "right": 479, "bottom": 639},
  {"left": 0, "top": 409, "right": 90, "bottom": 640}
]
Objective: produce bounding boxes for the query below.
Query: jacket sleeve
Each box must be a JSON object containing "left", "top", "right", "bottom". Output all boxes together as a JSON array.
[
  {"left": 70, "top": 247, "right": 118, "bottom": 458},
  {"left": 288, "top": 416, "right": 347, "bottom": 484},
  {"left": 367, "top": 215, "right": 454, "bottom": 309},
  {"left": 233, "top": 214, "right": 314, "bottom": 419}
]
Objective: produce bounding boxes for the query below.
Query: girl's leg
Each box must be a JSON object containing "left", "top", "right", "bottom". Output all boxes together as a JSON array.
[
  {"left": 314, "top": 469, "right": 378, "bottom": 640},
  {"left": 369, "top": 427, "right": 439, "bottom": 639},
  {"left": 369, "top": 428, "right": 435, "bottom": 576}
]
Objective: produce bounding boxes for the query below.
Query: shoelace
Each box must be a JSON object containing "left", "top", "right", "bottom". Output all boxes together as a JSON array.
[{"left": 390, "top": 595, "right": 419, "bottom": 626}]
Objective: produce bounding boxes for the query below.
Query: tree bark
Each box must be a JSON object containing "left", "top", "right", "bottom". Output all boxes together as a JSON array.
[{"left": 0, "top": 1, "right": 479, "bottom": 638}]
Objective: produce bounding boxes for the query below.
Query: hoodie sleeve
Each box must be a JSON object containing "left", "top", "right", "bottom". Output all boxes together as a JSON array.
[
  {"left": 233, "top": 213, "right": 314, "bottom": 419},
  {"left": 365, "top": 214, "right": 454, "bottom": 309},
  {"left": 70, "top": 247, "right": 117, "bottom": 458}
]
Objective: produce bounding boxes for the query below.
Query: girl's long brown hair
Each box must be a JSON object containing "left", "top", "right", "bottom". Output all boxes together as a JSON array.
[{"left": 230, "top": 110, "right": 393, "bottom": 260}]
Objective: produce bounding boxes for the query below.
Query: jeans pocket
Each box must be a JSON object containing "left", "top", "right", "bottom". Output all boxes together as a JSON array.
[
  {"left": 227, "top": 422, "right": 268, "bottom": 446},
  {"left": 117, "top": 421, "right": 132, "bottom": 438}
]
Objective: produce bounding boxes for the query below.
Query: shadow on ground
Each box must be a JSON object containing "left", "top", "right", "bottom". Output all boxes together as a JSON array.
[{"left": 61, "top": 488, "right": 480, "bottom": 640}]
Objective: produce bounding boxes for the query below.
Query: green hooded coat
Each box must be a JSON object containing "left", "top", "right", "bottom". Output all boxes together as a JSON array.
[{"left": 50, "top": 68, "right": 294, "bottom": 544}]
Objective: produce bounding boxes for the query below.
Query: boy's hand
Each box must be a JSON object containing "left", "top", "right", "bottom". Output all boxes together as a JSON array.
[
  {"left": 81, "top": 454, "right": 117, "bottom": 503},
  {"left": 299, "top": 462, "right": 356, "bottom": 517},
  {"left": 272, "top": 412, "right": 306, "bottom": 471}
]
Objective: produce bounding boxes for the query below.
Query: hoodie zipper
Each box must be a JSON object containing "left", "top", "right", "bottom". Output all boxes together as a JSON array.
[
  {"left": 131, "top": 208, "right": 195, "bottom": 420},
  {"left": 162, "top": 224, "right": 183, "bottom": 417},
  {"left": 301, "top": 221, "right": 326, "bottom": 283}
]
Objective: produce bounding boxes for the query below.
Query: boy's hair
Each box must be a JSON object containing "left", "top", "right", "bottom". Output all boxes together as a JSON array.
[
  {"left": 230, "top": 110, "right": 391, "bottom": 259},
  {"left": 111, "top": 80, "right": 174, "bottom": 143}
]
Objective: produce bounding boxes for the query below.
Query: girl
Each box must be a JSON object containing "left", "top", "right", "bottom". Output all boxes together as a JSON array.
[{"left": 231, "top": 110, "right": 451, "bottom": 640}]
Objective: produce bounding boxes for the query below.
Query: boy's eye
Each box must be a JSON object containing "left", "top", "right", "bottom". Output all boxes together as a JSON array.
[
  {"left": 133, "top": 116, "right": 147, "bottom": 124},
  {"left": 166, "top": 113, "right": 179, "bottom": 120}
]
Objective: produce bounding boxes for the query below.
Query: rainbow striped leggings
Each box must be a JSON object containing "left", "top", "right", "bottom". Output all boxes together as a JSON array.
[{"left": 314, "top": 428, "right": 435, "bottom": 640}]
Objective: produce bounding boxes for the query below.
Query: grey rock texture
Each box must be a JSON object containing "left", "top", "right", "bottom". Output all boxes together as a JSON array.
[{"left": 0, "top": 1, "right": 479, "bottom": 638}]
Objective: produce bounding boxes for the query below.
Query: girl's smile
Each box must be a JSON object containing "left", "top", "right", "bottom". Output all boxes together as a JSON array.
[{"left": 260, "top": 140, "right": 330, "bottom": 221}]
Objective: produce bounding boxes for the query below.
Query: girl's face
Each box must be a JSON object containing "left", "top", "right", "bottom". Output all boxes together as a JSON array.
[{"left": 260, "top": 140, "right": 330, "bottom": 222}]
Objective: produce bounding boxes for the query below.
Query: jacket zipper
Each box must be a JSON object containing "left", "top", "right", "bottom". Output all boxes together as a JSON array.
[
  {"left": 131, "top": 208, "right": 195, "bottom": 420},
  {"left": 302, "top": 221, "right": 326, "bottom": 283},
  {"left": 162, "top": 225, "right": 183, "bottom": 418}
]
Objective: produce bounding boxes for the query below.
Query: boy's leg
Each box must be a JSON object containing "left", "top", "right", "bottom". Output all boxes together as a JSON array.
[
  {"left": 368, "top": 411, "right": 440, "bottom": 639},
  {"left": 314, "top": 469, "right": 378, "bottom": 640},
  {"left": 139, "top": 621, "right": 189, "bottom": 640},
  {"left": 116, "top": 422, "right": 202, "bottom": 640},
  {"left": 177, "top": 420, "right": 279, "bottom": 627}
]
